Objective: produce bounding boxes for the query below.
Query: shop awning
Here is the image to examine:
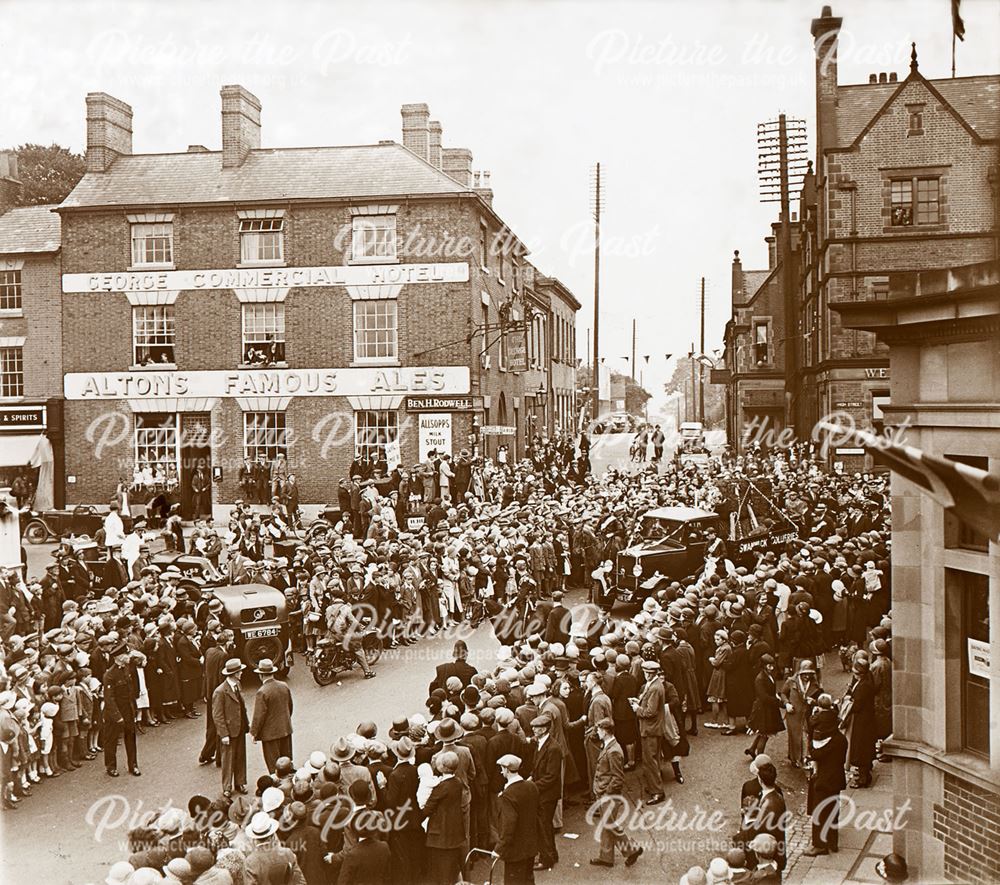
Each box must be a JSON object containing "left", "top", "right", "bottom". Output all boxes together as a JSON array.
[{"left": 0, "top": 433, "right": 48, "bottom": 468}]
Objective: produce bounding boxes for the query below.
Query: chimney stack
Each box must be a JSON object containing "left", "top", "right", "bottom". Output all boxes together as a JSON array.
[
  {"left": 221, "top": 85, "right": 261, "bottom": 168},
  {"left": 442, "top": 148, "right": 473, "bottom": 187},
  {"left": 766, "top": 235, "right": 777, "bottom": 270},
  {"left": 474, "top": 170, "right": 493, "bottom": 207},
  {"left": 810, "top": 6, "right": 842, "bottom": 163},
  {"left": 732, "top": 249, "right": 744, "bottom": 305},
  {"left": 401, "top": 103, "right": 430, "bottom": 161},
  {"left": 428, "top": 121, "right": 443, "bottom": 168},
  {"left": 85, "top": 92, "right": 133, "bottom": 173},
  {"left": 0, "top": 152, "right": 21, "bottom": 215}
]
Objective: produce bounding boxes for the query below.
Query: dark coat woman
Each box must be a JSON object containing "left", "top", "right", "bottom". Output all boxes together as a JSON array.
[
  {"left": 749, "top": 668, "right": 785, "bottom": 736},
  {"left": 723, "top": 633, "right": 754, "bottom": 720},
  {"left": 610, "top": 668, "right": 640, "bottom": 747},
  {"left": 844, "top": 665, "right": 877, "bottom": 784}
]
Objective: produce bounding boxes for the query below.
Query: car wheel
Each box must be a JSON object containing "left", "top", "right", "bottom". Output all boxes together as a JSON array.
[
  {"left": 23, "top": 520, "right": 49, "bottom": 544},
  {"left": 244, "top": 636, "right": 283, "bottom": 670}
]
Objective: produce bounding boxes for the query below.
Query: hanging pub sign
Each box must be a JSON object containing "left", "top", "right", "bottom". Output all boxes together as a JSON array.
[{"left": 503, "top": 328, "right": 529, "bottom": 374}]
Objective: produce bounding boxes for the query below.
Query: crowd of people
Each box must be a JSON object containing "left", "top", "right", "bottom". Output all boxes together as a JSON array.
[{"left": 0, "top": 431, "right": 897, "bottom": 884}]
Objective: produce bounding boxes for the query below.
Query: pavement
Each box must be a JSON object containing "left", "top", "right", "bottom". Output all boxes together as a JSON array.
[{"left": 4, "top": 429, "right": 901, "bottom": 885}]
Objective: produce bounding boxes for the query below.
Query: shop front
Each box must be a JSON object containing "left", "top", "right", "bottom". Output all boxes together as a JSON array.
[{"left": 0, "top": 401, "right": 62, "bottom": 510}]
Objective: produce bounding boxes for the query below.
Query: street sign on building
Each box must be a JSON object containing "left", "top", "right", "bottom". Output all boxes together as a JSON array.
[{"left": 480, "top": 425, "right": 516, "bottom": 436}]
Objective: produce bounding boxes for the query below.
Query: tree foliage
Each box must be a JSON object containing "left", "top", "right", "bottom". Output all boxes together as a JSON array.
[
  {"left": 664, "top": 355, "right": 726, "bottom": 428},
  {"left": 4, "top": 144, "right": 86, "bottom": 206},
  {"left": 575, "top": 364, "right": 651, "bottom": 417}
]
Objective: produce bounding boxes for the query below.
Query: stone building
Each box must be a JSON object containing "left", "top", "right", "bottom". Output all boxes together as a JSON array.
[
  {"left": 834, "top": 259, "right": 1000, "bottom": 884},
  {"left": 57, "top": 87, "right": 578, "bottom": 514},
  {"left": 797, "top": 6, "right": 1000, "bottom": 469}
]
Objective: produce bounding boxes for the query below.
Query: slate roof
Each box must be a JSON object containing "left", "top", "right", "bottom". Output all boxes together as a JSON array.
[
  {"left": 60, "top": 142, "right": 471, "bottom": 209},
  {"left": 742, "top": 269, "right": 772, "bottom": 303},
  {"left": 835, "top": 73, "right": 1000, "bottom": 148},
  {"left": 0, "top": 205, "right": 60, "bottom": 253}
]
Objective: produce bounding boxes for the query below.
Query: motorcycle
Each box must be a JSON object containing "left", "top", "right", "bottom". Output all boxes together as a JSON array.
[{"left": 308, "top": 630, "right": 383, "bottom": 686}]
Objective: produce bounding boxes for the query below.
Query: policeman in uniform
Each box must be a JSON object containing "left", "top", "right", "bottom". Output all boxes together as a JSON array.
[{"left": 102, "top": 642, "right": 141, "bottom": 777}]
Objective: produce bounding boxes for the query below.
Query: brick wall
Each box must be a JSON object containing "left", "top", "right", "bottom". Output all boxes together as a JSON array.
[
  {"left": 1, "top": 252, "right": 63, "bottom": 398},
  {"left": 58, "top": 192, "right": 557, "bottom": 500},
  {"left": 933, "top": 772, "right": 1000, "bottom": 883}
]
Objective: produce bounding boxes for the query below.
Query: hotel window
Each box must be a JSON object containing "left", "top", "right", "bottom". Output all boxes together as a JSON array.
[
  {"left": 130, "top": 222, "right": 173, "bottom": 267},
  {"left": 351, "top": 215, "right": 396, "bottom": 261},
  {"left": 0, "top": 346, "right": 23, "bottom": 397},
  {"left": 240, "top": 217, "right": 284, "bottom": 264},
  {"left": 354, "top": 410, "right": 398, "bottom": 462},
  {"left": 753, "top": 322, "right": 769, "bottom": 365},
  {"left": 244, "top": 411, "right": 288, "bottom": 462},
  {"left": 133, "top": 305, "right": 176, "bottom": 366},
  {"left": 950, "top": 569, "right": 990, "bottom": 758},
  {"left": 511, "top": 258, "right": 520, "bottom": 293},
  {"left": 891, "top": 176, "right": 940, "bottom": 226},
  {"left": 479, "top": 223, "right": 489, "bottom": 271},
  {"left": 0, "top": 270, "right": 21, "bottom": 311},
  {"left": 134, "top": 414, "right": 178, "bottom": 479},
  {"left": 353, "top": 300, "right": 398, "bottom": 362},
  {"left": 497, "top": 251, "right": 506, "bottom": 285},
  {"left": 242, "top": 303, "right": 286, "bottom": 365}
]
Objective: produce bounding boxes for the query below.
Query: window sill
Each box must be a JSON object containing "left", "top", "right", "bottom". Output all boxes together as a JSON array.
[
  {"left": 239, "top": 362, "right": 289, "bottom": 370},
  {"left": 0, "top": 309, "right": 23, "bottom": 318},
  {"left": 0, "top": 396, "right": 25, "bottom": 403},
  {"left": 130, "top": 363, "right": 178, "bottom": 371},
  {"left": 347, "top": 256, "right": 400, "bottom": 266},
  {"left": 350, "top": 360, "right": 401, "bottom": 368},
  {"left": 127, "top": 264, "right": 175, "bottom": 272},
  {"left": 236, "top": 261, "right": 287, "bottom": 269},
  {"left": 881, "top": 224, "right": 947, "bottom": 235}
]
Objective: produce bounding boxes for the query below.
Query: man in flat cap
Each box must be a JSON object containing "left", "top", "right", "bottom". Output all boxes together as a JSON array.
[
  {"left": 528, "top": 714, "right": 562, "bottom": 872},
  {"left": 494, "top": 754, "right": 539, "bottom": 884}
]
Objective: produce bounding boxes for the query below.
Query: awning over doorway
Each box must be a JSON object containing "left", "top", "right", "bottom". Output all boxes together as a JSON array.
[{"left": 0, "top": 433, "right": 48, "bottom": 468}]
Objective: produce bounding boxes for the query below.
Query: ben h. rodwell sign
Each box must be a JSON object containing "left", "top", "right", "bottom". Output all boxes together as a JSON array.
[
  {"left": 63, "top": 367, "right": 471, "bottom": 400},
  {"left": 62, "top": 262, "right": 470, "bottom": 293}
]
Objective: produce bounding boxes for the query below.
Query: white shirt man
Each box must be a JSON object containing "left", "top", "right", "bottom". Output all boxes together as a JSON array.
[{"left": 103, "top": 505, "right": 126, "bottom": 550}]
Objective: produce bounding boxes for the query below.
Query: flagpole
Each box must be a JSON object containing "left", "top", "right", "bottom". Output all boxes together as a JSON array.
[{"left": 952, "top": 30, "right": 956, "bottom": 78}]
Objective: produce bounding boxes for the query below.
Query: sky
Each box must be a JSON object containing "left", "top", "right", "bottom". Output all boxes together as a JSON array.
[{"left": 3, "top": 0, "right": 998, "bottom": 414}]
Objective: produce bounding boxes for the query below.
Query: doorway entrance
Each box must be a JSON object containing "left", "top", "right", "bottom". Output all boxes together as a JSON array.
[{"left": 180, "top": 413, "right": 212, "bottom": 520}]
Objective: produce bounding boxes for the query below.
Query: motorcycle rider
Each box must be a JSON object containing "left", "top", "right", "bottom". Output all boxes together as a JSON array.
[{"left": 323, "top": 595, "right": 377, "bottom": 680}]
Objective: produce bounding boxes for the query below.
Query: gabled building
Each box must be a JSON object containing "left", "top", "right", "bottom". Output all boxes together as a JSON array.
[{"left": 798, "top": 6, "right": 1000, "bottom": 469}]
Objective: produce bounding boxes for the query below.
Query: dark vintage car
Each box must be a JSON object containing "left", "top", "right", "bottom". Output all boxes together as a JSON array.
[
  {"left": 212, "top": 583, "right": 290, "bottom": 673},
  {"left": 615, "top": 506, "right": 724, "bottom": 600},
  {"left": 21, "top": 505, "right": 133, "bottom": 545},
  {"left": 149, "top": 551, "right": 226, "bottom": 591}
]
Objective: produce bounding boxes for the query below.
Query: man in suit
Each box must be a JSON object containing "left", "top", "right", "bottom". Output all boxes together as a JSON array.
[
  {"left": 385, "top": 737, "right": 425, "bottom": 885},
  {"left": 745, "top": 761, "right": 787, "bottom": 872},
  {"left": 543, "top": 591, "right": 570, "bottom": 645},
  {"left": 804, "top": 710, "right": 849, "bottom": 856},
  {"left": 494, "top": 753, "right": 539, "bottom": 884},
  {"left": 198, "top": 629, "right": 231, "bottom": 766},
  {"left": 588, "top": 718, "right": 642, "bottom": 869},
  {"left": 339, "top": 813, "right": 392, "bottom": 885},
  {"left": 422, "top": 751, "right": 466, "bottom": 885},
  {"left": 633, "top": 659, "right": 666, "bottom": 804},
  {"left": 102, "top": 643, "right": 141, "bottom": 777},
  {"left": 250, "top": 658, "right": 293, "bottom": 773},
  {"left": 211, "top": 658, "right": 250, "bottom": 797},
  {"left": 584, "top": 671, "right": 613, "bottom": 792},
  {"left": 529, "top": 714, "right": 562, "bottom": 872},
  {"left": 429, "top": 640, "right": 478, "bottom": 694}
]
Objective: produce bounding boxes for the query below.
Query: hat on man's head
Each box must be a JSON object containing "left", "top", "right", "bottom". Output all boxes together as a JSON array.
[
  {"left": 221, "top": 658, "right": 245, "bottom": 677},
  {"left": 496, "top": 754, "right": 521, "bottom": 772},
  {"left": 245, "top": 811, "right": 280, "bottom": 841}
]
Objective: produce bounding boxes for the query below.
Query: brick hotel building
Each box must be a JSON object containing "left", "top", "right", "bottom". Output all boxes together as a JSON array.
[{"left": 58, "top": 87, "right": 578, "bottom": 513}]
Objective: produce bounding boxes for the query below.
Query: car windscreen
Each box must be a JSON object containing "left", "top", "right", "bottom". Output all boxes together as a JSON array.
[{"left": 639, "top": 517, "right": 688, "bottom": 542}]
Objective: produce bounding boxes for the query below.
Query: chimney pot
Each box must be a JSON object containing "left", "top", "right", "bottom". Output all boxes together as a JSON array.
[
  {"left": 220, "top": 85, "right": 261, "bottom": 168},
  {"left": 878, "top": 72, "right": 887, "bottom": 84},
  {"left": 869, "top": 74, "right": 878, "bottom": 84},
  {"left": 0, "top": 151, "right": 21, "bottom": 215},
  {"left": 821, "top": 4, "right": 832, "bottom": 16},
  {"left": 441, "top": 147, "right": 473, "bottom": 188},
  {"left": 85, "top": 92, "right": 133, "bottom": 173},
  {"left": 889, "top": 72, "right": 898, "bottom": 82},
  {"left": 187, "top": 144, "right": 209, "bottom": 153},
  {"left": 400, "top": 103, "right": 430, "bottom": 161}
]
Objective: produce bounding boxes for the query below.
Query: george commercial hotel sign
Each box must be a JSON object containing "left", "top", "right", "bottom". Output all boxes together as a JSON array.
[
  {"left": 62, "top": 262, "right": 470, "bottom": 293},
  {"left": 64, "top": 367, "right": 471, "bottom": 400}
]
